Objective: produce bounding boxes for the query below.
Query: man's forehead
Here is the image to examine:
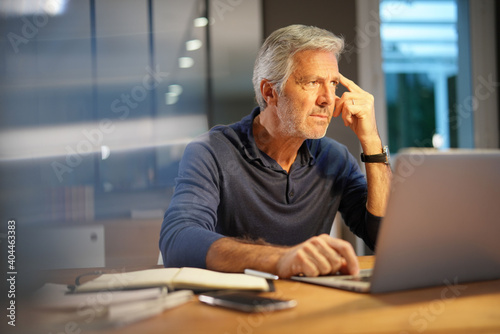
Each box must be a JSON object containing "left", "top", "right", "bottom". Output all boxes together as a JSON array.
[
  {"left": 292, "top": 50, "right": 339, "bottom": 71},
  {"left": 291, "top": 52, "right": 339, "bottom": 80}
]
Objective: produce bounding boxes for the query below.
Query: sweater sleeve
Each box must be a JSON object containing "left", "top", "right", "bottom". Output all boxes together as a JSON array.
[
  {"left": 159, "top": 136, "right": 224, "bottom": 268},
  {"left": 338, "top": 152, "right": 382, "bottom": 251}
]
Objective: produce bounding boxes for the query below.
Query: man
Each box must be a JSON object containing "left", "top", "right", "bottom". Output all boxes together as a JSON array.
[{"left": 159, "top": 25, "right": 391, "bottom": 278}]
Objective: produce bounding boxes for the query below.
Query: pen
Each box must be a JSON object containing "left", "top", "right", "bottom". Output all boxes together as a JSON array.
[{"left": 244, "top": 269, "right": 279, "bottom": 280}]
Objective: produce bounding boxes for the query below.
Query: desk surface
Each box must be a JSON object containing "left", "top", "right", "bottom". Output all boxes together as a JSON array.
[{"left": 24, "top": 256, "right": 500, "bottom": 334}]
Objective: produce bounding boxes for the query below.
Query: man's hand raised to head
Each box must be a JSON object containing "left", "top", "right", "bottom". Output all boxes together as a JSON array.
[
  {"left": 332, "top": 73, "right": 391, "bottom": 218},
  {"left": 275, "top": 234, "right": 359, "bottom": 278},
  {"left": 333, "top": 74, "right": 380, "bottom": 148}
]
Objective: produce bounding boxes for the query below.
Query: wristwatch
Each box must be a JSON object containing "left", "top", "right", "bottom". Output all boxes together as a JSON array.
[{"left": 360, "top": 145, "right": 390, "bottom": 165}]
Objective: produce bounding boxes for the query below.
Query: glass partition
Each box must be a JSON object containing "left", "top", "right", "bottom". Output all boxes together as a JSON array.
[{"left": 0, "top": 0, "right": 209, "bottom": 225}]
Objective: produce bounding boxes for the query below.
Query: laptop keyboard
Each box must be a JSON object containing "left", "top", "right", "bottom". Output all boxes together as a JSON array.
[{"left": 348, "top": 275, "right": 372, "bottom": 282}]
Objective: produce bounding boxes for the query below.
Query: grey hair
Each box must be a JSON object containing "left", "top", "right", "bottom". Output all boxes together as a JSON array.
[{"left": 252, "top": 24, "right": 345, "bottom": 109}]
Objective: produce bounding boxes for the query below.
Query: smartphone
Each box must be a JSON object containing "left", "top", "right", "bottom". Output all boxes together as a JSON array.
[{"left": 198, "top": 291, "right": 297, "bottom": 313}]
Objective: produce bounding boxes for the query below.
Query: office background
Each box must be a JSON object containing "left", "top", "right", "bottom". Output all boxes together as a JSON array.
[{"left": 0, "top": 0, "right": 498, "bottom": 286}]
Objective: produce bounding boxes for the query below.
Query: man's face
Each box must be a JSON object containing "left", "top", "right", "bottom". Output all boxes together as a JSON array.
[{"left": 276, "top": 49, "right": 340, "bottom": 140}]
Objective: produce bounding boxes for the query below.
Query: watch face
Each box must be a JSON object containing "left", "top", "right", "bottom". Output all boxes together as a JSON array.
[{"left": 383, "top": 145, "right": 390, "bottom": 164}]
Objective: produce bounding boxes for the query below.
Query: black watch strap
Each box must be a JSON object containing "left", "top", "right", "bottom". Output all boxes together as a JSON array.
[{"left": 360, "top": 146, "right": 390, "bottom": 164}]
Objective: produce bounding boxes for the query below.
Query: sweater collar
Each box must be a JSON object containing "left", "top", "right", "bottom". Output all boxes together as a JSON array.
[{"left": 236, "top": 107, "right": 315, "bottom": 170}]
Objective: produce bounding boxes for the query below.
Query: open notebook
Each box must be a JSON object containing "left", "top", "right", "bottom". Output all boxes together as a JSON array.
[
  {"left": 74, "top": 267, "right": 271, "bottom": 293},
  {"left": 292, "top": 149, "right": 500, "bottom": 293}
]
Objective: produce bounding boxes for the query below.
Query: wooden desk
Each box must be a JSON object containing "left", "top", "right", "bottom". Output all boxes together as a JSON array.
[{"left": 23, "top": 256, "right": 500, "bottom": 334}]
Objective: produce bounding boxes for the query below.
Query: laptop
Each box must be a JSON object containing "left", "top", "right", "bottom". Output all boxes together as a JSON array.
[{"left": 292, "top": 149, "right": 500, "bottom": 293}]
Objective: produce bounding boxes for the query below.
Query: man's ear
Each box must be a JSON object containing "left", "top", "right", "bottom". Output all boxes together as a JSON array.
[{"left": 260, "top": 79, "right": 278, "bottom": 107}]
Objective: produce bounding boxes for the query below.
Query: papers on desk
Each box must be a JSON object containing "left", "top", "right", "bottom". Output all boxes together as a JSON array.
[
  {"left": 106, "top": 290, "right": 193, "bottom": 327},
  {"left": 30, "top": 267, "right": 269, "bottom": 330},
  {"left": 32, "top": 283, "right": 166, "bottom": 310},
  {"left": 31, "top": 266, "right": 269, "bottom": 330},
  {"left": 31, "top": 283, "right": 193, "bottom": 329}
]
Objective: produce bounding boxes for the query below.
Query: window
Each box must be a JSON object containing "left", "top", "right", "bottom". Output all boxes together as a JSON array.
[{"left": 380, "top": 0, "right": 461, "bottom": 152}]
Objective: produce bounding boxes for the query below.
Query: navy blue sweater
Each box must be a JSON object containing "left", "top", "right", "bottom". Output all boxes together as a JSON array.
[{"left": 159, "top": 108, "right": 381, "bottom": 268}]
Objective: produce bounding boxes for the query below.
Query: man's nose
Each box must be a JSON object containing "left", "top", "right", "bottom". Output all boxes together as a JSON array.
[{"left": 317, "top": 85, "right": 336, "bottom": 106}]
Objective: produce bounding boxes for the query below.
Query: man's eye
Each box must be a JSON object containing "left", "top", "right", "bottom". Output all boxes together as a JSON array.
[
  {"left": 331, "top": 81, "right": 339, "bottom": 87},
  {"left": 307, "top": 81, "right": 318, "bottom": 86}
]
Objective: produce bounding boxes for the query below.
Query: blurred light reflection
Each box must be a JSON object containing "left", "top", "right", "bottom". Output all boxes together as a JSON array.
[
  {"left": 0, "top": 0, "right": 68, "bottom": 16},
  {"left": 193, "top": 17, "right": 208, "bottom": 27},
  {"left": 0, "top": 115, "right": 207, "bottom": 161},
  {"left": 186, "top": 39, "right": 203, "bottom": 51},
  {"left": 178, "top": 56, "right": 194, "bottom": 68}
]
